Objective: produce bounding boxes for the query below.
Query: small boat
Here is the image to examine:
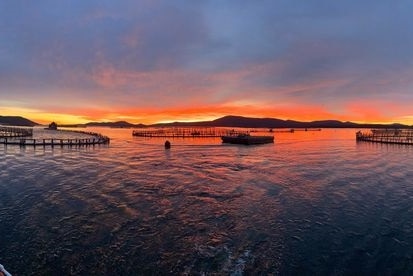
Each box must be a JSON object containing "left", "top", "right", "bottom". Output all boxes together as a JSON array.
[
  {"left": 221, "top": 134, "right": 274, "bottom": 145},
  {"left": 45, "top": 121, "right": 58, "bottom": 130}
]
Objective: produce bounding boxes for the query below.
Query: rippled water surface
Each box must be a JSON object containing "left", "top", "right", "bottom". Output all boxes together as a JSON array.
[{"left": 1, "top": 128, "right": 413, "bottom": 275}]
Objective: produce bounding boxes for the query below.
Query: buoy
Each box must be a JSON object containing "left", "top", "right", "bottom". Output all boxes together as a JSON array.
[{"left": 164, "top": 140, "right": 171, "bottom": 149}]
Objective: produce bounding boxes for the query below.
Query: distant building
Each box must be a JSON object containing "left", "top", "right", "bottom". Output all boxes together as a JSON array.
[{"left": 48, "top": 122, "right": 58, "bottom": 130}]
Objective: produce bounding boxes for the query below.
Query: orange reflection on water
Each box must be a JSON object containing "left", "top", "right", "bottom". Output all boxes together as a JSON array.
[{"left": 70, "top": 127, "right": 362, "bottom": 207}]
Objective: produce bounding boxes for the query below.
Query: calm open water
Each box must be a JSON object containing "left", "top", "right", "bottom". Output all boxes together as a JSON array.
[{"left": 1, "top": 127, "right": 413, "bottom": 275}]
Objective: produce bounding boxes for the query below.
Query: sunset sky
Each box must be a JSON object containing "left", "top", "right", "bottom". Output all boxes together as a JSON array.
[{"left": 1, "top": 1, "right": 413, "bottom": 125}]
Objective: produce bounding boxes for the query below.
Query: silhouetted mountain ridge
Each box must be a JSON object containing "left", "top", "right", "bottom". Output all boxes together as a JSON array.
[
  {"left": 150, "top": 115, "right": 411, "bottom": 128},
  {"left": 0, "top": 116, "right": 38, "bottom": 126},
  {"left": 211, "top": 115, "right": 298, "bottom": 128},
  {"left": 85, "top": 121, "right": 144, "bottom": 128},
  {"left": 2, "top": 115, "right": 411, "bottom": 129}
]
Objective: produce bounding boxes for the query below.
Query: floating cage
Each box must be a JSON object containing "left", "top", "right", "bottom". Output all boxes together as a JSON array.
[
  {"left": 0, "top": 126, "right": 33, "bottom": 138},
  {"left": 356, "top": 129, "right": 413, "bottom": 145},
  {"left": 132, "top": 127, "right": 249, "bottom": 138},
  {"left": 0, "top": 127, "right": 110, "bottom": 147}
]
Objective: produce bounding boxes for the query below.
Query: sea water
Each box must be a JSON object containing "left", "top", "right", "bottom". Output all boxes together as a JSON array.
[{"left": 1, "top": 128, "right": 413, "bottom": 275}]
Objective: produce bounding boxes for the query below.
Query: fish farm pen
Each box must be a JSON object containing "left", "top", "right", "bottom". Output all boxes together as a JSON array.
[
  {"left": 132, "top": 127, "right": 249, "bottom": 138},
  {"left": 356, "top": 129, "right": 413, "bottom": 145},
  {"left": 0, "top": 127, "right": 110, "bottom": 147},
  {"left": 270, "top": 128, "right": 322, "bottom": 133},
  {"left": 0, "top": 126, "right": 33, "bottom": 138}
]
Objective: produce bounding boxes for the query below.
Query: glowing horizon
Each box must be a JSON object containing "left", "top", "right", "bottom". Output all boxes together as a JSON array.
[{"left": 3, "top": 104, "right": 413, "bottom": 126}]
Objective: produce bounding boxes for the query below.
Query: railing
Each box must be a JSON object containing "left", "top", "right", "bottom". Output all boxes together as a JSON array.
[
  {"left": 132, "top": 127, "right": 249, "bottom": 138},
  {"left": 0, "top": 126, "right": 33, "bottom": 138},
  {"left": 356, "top": 129, "right": 413, "bottom": 145},
  {"left": 0, "top": 129, "right": 110, "bottom": 147}
]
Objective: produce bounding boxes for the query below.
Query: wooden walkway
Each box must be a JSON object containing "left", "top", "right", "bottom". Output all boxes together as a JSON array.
[
  {"left": 0, "top": 126, "right": 33, "bottom": 138},
  {"left": 356, "top": 129, "right": 413, "bottom": 145},
  {"left": 132, "top": 127, "right": 249, "bottom": 138}
]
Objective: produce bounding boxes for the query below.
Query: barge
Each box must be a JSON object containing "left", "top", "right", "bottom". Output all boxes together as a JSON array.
[{"left": 221, "top": 134, "right": 274, "bottom": 145}]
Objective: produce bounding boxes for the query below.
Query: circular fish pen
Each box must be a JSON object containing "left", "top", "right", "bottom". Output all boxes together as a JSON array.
[
  {"left": 0, "top": 126, "right": 33, "bottom": 138},
  {"left": 356, "top": 129, "right": 413, "bottom": 145},
  {"left": 132, "top": 127, "right": 249, "bottom": 138},
  {"left": 0, "top": 126, "right": 110, "bottom": 147}
]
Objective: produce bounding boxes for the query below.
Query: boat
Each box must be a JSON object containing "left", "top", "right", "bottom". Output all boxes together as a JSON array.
[
  {"left": 45, "top": 121, "right": 58, "bottom": 130},
  {"left": 221, "top": 134, "right": 274, "bottom": 145}
]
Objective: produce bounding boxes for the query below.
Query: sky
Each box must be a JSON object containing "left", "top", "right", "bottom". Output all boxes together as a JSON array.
[{"left": 1, "top": 0, "right": 413, "bottom": 125}]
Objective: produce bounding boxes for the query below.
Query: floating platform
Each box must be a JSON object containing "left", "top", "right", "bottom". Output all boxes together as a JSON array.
[
  {"left": 132, "top": 127, "right": 248, "bottom": 138},
  {"left": 356, "top": 129, "right": 413, "bottom": 145},
  {"left": 221, "top": 134, "right": 274, "bottom": 145}
]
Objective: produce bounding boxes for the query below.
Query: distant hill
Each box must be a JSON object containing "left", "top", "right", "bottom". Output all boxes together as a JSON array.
[
  {"left": 150, "top": 115, "right": 411, "bottom": 129},
  {"left": 4, "top": 114, "right": 411, "bottom": 129},
  {"left": 85, "top": 121, "right": 146, "bottom": 128},
  {"left": 147, "top": 115, "right": 411, "bottom": 128},
  {"left": 150, "top": 116, "right": 303, "bottom": 128},
  {"left": 0, "top": 116, "right": 38, "bottom": 126},
  {"left": 209, "top": 115, "right": 302, "bottom": 128}
]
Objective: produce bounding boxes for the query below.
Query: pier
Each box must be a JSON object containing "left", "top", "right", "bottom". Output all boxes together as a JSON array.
[
  {"left": 132, "top": 127, "right": 249, "bottom": 138},
  {"left": 356, "top": 129, "right": 413, "bottom": 145},
  {"left": 0, "top": 126, "right": 33, "bottom": 138}
]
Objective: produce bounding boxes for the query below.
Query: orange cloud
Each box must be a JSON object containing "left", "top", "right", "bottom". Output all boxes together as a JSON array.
[
  {"left": 4, "top": 61, "right": 412, "bottom": 125},
  {"left": 4, "top": 97, "right": 413, "bottom": 125}
]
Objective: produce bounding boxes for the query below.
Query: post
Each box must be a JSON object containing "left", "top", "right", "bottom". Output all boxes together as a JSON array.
[{"left": 165, "top": 140, "right": 171, "bottom": 149}]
